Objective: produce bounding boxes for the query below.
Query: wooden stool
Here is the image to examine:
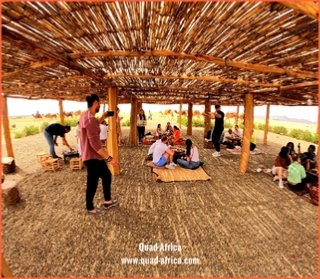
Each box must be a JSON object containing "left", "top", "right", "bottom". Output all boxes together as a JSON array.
[
  {"left": 2, "top": 180, "right": 20, "bottom": 205},
  {"left": 37, "top": 153, "right": 52, "bottom": 167},
  {"left": 70, "top": 157, "right": 83, "bottom": 170},
  {"left": 2, "top": 157, "right": 16, "bottom": 174},
  {"left": 44, "top": 158, "right": 60, "bottom": 171}
]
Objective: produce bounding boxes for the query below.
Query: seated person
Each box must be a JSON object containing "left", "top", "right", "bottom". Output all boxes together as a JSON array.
[
  {"left": 176, "top": 139, "right": 200, "bottom": 170},
  {"left": 286, "top": 142, "right": 295, "bottom": 156},
  {"left": 221, "top": 128, "right": 234, "bottom": 147},
  {"left": 250, "top": 130, "right": 256, "bottom": 151},
  {"left": 147, "top": 137, "right": 162, "bottom": 158},
  {"left": 205, "top": 125, "right": 213, "bottom": 141},
  {"left": 155, "top": 124, "right": 163, "bottom": 137},
  {"left": 272, "top": 146, "right": 292, "bottom": 188},
  {"left": 172, "top": 126, "right": 181, "bottom": 142},
  {"left": 165, "top": 122, "right": 173, "bottom": 136},
  {"left": 232, "top": 125, "right": 242, "bottom": 145},
  {"left": 299, "top": 144, "right": 317, "bottom": 170},
  {"left": 287, "top": 153, "right": 307, "bottom": 191},
  {"left": 152, "top": 135, "right": 176, "bottom": 169}
]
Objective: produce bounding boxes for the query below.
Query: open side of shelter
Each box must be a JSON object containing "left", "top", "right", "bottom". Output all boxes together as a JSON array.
[{"left": 1, "top": 1, "right": 318, "bottom": 178}]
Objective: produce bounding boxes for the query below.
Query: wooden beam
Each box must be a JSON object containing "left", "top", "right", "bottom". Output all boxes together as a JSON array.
[
  {"left": 58, "top": 99, "right": 65, "bottom": 126},
  {"left": 107, "top": 87, "right": 120, "bottom": 176},
  {"left": 2, "top": 60, "right": 56, "bottom": 77},
  {"left": 68, "top": 50, "right": 317, "bottom": 79},
  {"left": 239, "top": 94, "right": 254, "bottom": 174},
  {"left": 129, "top": 97, "right": 138, "bottom": 146},
  {"left": 2, "top": 253, "right": 14, "bottom": 277},
  {"left": 187, "top": 102, "right": 193, "bottom": 135},
  {"left": 263, "top": 104, "right": 270, "bottom": 145},
  {"left": 204, "top": 99, "right": 211, "bottom": 138},
  {"left": 178, "top": 103, "right": 182, "bottom": 130},
  {"left": 281, "top": 2, "right": 318, "bottom": 21},
  {"left": 103, "top": 73, "right": 280, "bottom": 88},
  {"left": 280, "top": 81, "right": 318, "bottom": 91},
  {"left": 2, "top": 95, "right": 15, "bottom": 159},
  {"left": 235, "top": 105, "right": 240, "bottom": 125}
]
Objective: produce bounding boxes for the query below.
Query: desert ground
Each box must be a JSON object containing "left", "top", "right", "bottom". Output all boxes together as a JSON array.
[{"left": 1, "top": 114, "right": 318, "bottom": 278}]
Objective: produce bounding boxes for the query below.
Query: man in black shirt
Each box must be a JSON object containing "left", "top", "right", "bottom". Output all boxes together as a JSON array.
[
  {"left": 43, "top": 123, "right": 73, "bottom": 159},
  {"left": 204, "top": 104, "right": 225, "bottom": 157}
]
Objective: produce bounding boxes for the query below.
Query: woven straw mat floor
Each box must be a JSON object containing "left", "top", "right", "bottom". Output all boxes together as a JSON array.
[{"left": 1, "top": 127, "right": 318, "bottom": 277}]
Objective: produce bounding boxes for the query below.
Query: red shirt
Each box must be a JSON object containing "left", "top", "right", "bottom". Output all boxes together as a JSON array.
[{"left": 80, "top": 111, "right": 103, "bottom": 161}]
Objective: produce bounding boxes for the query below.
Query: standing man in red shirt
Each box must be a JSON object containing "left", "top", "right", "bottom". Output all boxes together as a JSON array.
[{"left": 80, "top": 94, "right": 119, "bottom": 216}]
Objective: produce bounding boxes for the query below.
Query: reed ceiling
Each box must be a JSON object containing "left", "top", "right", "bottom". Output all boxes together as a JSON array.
[{"left": 1, "top": 1, "right": 319, "bottom": 106}]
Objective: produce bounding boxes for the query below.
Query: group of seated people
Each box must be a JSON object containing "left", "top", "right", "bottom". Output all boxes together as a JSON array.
[
  {"left": 155, "top": 122, "right": 182, "bottom": 142},
  {"left": 148, "top": 135, "right": 201, "bottom": 170},
  {"left": 272, "top": 142, "right": 318, "bottom": 191}
]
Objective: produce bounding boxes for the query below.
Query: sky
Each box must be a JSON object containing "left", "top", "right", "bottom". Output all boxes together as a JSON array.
[{"left": 5, "top": 98, "right": 319, "bottom": 123}]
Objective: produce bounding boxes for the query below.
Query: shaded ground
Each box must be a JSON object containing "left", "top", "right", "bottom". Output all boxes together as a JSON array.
[{"left": 1, "top": 127, "right": 318, "bottom": 277}]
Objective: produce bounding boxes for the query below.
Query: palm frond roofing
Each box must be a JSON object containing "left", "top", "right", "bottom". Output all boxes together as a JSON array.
[{"left": 2, "top": 1, "right": 318, "bottom": 105}]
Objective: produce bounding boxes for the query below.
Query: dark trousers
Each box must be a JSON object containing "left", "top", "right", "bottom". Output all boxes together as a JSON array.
[
  {"left": 137, "top": 126, "right": 145, "bottom": 142},
  {"left": 84, "top": 159, "right": 112, "bottom": 211},
  {"left": 212, "top": 128, "right": 223, "bottom": 152},
  {"left": 288, "top": 177, "right": 308, "bottom": 191},
  {"left": 250, "top": 143, "right": 256, "bottom": 151}
]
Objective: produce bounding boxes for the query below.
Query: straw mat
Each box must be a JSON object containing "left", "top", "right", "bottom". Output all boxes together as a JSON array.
[{"left": 151, "top": 165, "right": 212, "bottom": 182}]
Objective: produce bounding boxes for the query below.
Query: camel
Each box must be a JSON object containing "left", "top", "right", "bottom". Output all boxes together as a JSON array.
[
  {"left": 63, "top": 111, "right": 73, "bottom": 118},
  {"left": 32, "top": 114, "right": 43, "bottom": 121},
  {"left": 44, "top": 113, "right": 57, "bottom": 120},
  {"left": 174, "top": 110, "right": 188, "bottom": 118},
  {"left": 160, "top": 109, "right": 174, "bottom": 120},
  {"left": 225, "top": 111, "right": 245, "bottom": 122},
  {"left": 74, "top": 110, "right": 82, "bottom": 117}
]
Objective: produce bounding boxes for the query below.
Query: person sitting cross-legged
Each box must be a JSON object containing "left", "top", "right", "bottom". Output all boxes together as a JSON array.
[
  {"left": 176, "top": 139, "right": 201, "bottom": 170},
  {"left": 152, "top": 135, "right": 176, "bottom": 169},
  {"left": 299, "top": 144, "right": 317, "bottom": 171},
  {"left": 287, "top": 153, "right": 308, "bottom": 192},
  {"left": 272, "top": 146, "right": 292, "bottom": 188}
]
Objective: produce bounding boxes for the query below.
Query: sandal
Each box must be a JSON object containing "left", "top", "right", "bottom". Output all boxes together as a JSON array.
[
  {"left": 88, "top": 209, "right": 105, "bottom": 216},
  {"left": 103, "top": 199, "right": 119, "bottom": 210}
]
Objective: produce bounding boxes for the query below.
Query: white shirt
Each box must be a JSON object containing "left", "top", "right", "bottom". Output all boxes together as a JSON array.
[
  {"left": 187, "top": 146, "right": 200, "bottom": 162},
  {"left": 152, "top": 142, "right": 169, "bottom": 163},
  {"left": 99, "top": 124, "right": 108, "bottom": 140},
  {"left": 148, "top": 139, "right": 161, "bottom": 155},
  {"left": 223, "top": 131, "right": 233, "bottom": 142},
  {"left": 233, "top": 129, "right": 242, "bottom": 139}
]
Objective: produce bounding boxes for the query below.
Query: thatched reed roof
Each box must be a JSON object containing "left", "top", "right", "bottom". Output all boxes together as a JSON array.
[{"left": 2, "top": 1, "right": 318, "bottom": 106}]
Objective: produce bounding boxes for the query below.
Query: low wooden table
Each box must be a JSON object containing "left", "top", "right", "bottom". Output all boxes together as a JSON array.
[{"left": 63, "top": 151, "right": 79, "bottom": 164}]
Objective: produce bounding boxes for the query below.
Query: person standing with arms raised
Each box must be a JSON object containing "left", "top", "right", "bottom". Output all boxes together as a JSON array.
[
  {"left": 80, "top": 94, "right": 119, "bottom": 216},
  {"left": 204, "top": 104, "right": 225, "bottom": 157}
]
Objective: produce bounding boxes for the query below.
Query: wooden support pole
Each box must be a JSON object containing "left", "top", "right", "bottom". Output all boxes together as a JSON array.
[
  {"left": 129, "top": 97, "right": 138, "bottom": 146},
  {"left": 204, "top": 99, "right": 211, "bottom": 138},
  {"left": 187, "top": 102, "right": 193, "bottom": 135},
  {"left": 263, "top": 104, "right": 270, "bottom": 145},
  {"left": 239, "top": 93, "right": 254, "bottom": 174},
  {"left": 178, "top": 103, "right": 182, "bottom": 129},
  {"left": 137, "top": 102, "right": 142, "bottom": 113},
  {"left": 58, "top": 99, "right": 65, "bottom": 126},
  {"left": 2, "top": 253, "right": 14, "bottom": 277},
  {"left": 2, "top": 95, "right": 15, "bottom": 159},
  {"left": 235, "top": 105, "right": 240, "bottom": 125},
  {"left": 107, "top": 87, "right": 120, "bottom": 175}
]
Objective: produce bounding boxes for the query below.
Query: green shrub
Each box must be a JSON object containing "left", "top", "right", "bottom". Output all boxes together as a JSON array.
[
  {"left": 13, "top": 131, "right": 24, "bottom": 139},
  {"left": 301, "top": 130, "right": 313, "bottom": 142},
  {"left": 311, "top": 133, "right": 318, "bottom": 144},
  {"left": 256, "top": 123, "right": 265, "bottom": 130},
  {"left": 224, "top": 122, "right": 233, "bottom": 128},
  {"left": 238, "top": 122, "right": 244, "bottom": 129},
  {"left": 57, "top": 119, "right": 78, "bottom": 127},
  {"left": 272, "top": 126, "right": 288, "bottom": 135},
  {"left": 121, "top": 119, "right": 130, "bottom": 127},
  {"left": 40, "top": 122, "right": 50, "bottom": 132},
  {"left": 289, "top": 129, "right": 304, "bottom": 139},
  {"left": 22, "top": 125, "right": 39, "bottom": 136},
  {"left": 192, "top": 119, "right": 204, "bottom": 127}
]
